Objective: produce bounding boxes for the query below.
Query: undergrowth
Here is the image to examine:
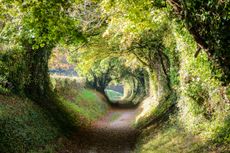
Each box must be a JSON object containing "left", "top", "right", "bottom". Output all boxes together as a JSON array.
[
  {"left": 0, "top": 94, "right": 63, "bottom": 153},
  {"left": 135, "top": 113, "right": 230, "bottom": 153},
  {"left": 0, "top": 77, "right": 110, "bottom": 153},
  {"left": 135, "top": 23, "right": 230, "bottom": 153}
]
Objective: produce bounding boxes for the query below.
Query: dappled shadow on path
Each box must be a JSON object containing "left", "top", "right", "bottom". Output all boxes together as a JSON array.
[{"left": 59, "top": 107, "right": 140, "bottom": 153}]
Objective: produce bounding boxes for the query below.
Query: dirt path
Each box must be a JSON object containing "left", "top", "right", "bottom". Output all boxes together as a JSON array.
[{"left": 61, "top": 107, "right": 139, "bottom": 153}]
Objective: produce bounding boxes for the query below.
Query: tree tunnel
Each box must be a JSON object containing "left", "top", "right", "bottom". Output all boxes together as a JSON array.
[
  {"left": 2, "top": 0, "right": 228, "bottom": 133},
  {"left": 1, "top": 1, "right": 230, "bottom": 152},
  {"left": 104, "top": 68, "right": 149, "bottom": 107},
  {"left": 84, "top": 60, "right": 150, "bottom": 107}
]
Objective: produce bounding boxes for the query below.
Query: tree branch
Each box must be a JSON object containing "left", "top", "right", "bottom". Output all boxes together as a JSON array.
[
  {"left": 132, "top": 51, "right": 149, "bottom": 67},
  {"left": 194, "top": 45, "right": 201, "bottom": 58},
  {"left": 158, "top": 49, "right": 171, "bottom": 89}
]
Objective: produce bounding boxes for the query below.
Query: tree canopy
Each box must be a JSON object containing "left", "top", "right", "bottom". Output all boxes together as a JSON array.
[{"left": 0, "top": 0, "right": 230, "bottom": 152}]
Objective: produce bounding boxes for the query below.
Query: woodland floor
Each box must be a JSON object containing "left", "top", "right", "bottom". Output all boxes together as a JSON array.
[{"left": 60, "top": 107, "right": 139, "bottom": 153}]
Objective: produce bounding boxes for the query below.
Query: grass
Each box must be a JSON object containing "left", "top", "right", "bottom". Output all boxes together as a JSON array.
[
  {"left": 0, "top": 77, "right": 110, "bottom": 153},
  {"left": 135, "top": 117, "right": 202, "bottom": 153},
  {"left": 58, "top": 89, "right": 108, "bottom": 123},
  {"left": 105, "top": 89, "right": 123, "bottom": 101},
  {"left": 134, "top": 87, "right": 230, "bottom": 153},
  {"left": 135, "top": 113, "right": 230, "bottom": 153},
  {"left": 51, "top": 77, "right": 109, "bottom": 126},
  {"left": 0, "top": 94, "right": 63, "bottom": 153},
  {"left": 136, "top": 119, "right": 194, "bottom": 153}
]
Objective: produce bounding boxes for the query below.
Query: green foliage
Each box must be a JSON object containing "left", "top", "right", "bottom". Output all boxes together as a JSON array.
[
  {"left": 212, "top": 116, "right": 230, "bottom": 145},
  {"left": 74, "top": 56, "right": 133, "bottom": 98},
  {"left": 185, "top": 80, "right": 208, "bottom": 102},
  {"left": 0, "top": 0, "right": 230, "bottom": 152},
  {"left": 0, "top": 95, "right": 61, "bottom": 153},
  {"left": 73, "top": 89, "right": 108, "bottom": 120},
  {"left": 172, "top": 20, "right": 230, "bottom": 150},
  {"left": 1, "top": 0, "right": 84, "bottom": 48},
  {"left": 0, "top": 76, "right": 10, "bottom": 94},
  {"left": 0, "top": 0, "right": 85, "bottom": 99},
  {"left": 135, "top": 92, "right": 177, "bottom": 129},
  {"left": 83, "top": 57, "right": 125, "bottom": 83},
  {"left": 171, "top": 0, "right": 230, "bottom": 83},
  {"left": 51, "top": 77, "right": 109, "bottom": 125},
  {"left": 0, "top": 46, "right": 28, "bottom": 94},
  {"left": 136, "top": 126, "right": 192, "bottom": 153},
  {"left": 135, "top": 114, "right": 222, "bottom": 153}
]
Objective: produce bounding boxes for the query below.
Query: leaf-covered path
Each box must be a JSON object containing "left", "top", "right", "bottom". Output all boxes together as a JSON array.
[{"left": 60, "top": 107, "right": 139, "bottom": 153}]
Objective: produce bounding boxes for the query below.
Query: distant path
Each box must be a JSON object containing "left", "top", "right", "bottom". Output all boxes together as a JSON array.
[{"left": 60, "top": 107, "right": 139, "bottom": 153}]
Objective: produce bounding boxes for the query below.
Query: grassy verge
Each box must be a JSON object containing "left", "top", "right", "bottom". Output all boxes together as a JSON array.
[
  {"left": 135, "top": 114, "right": 229, "bottom": 153},
  {"left": 0, "top": 94, "right": 63, "bottom": 153},
  {"left": 135, "top": 112, "right": 230, "bottom": 153},
  {"left": 51, "top": 77, "right": 109, "bottom": 126},
  {"left": 0, "top": 77, "right": 110, "bottom": 153},
  {"left": 134, "top": 88, "right": 230, "bottom": 153},
  {"left": 135, "top": 117, "right": 201, "bottom": 153}
]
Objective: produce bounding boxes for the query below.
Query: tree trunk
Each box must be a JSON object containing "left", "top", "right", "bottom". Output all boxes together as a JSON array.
[{"left": 24, "top": 44, "right": 52, "bottom": 101}]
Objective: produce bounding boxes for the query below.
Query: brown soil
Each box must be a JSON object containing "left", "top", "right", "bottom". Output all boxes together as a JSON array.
[{"left": 59, "top": 107, "right": 139, "bottom": 153}]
